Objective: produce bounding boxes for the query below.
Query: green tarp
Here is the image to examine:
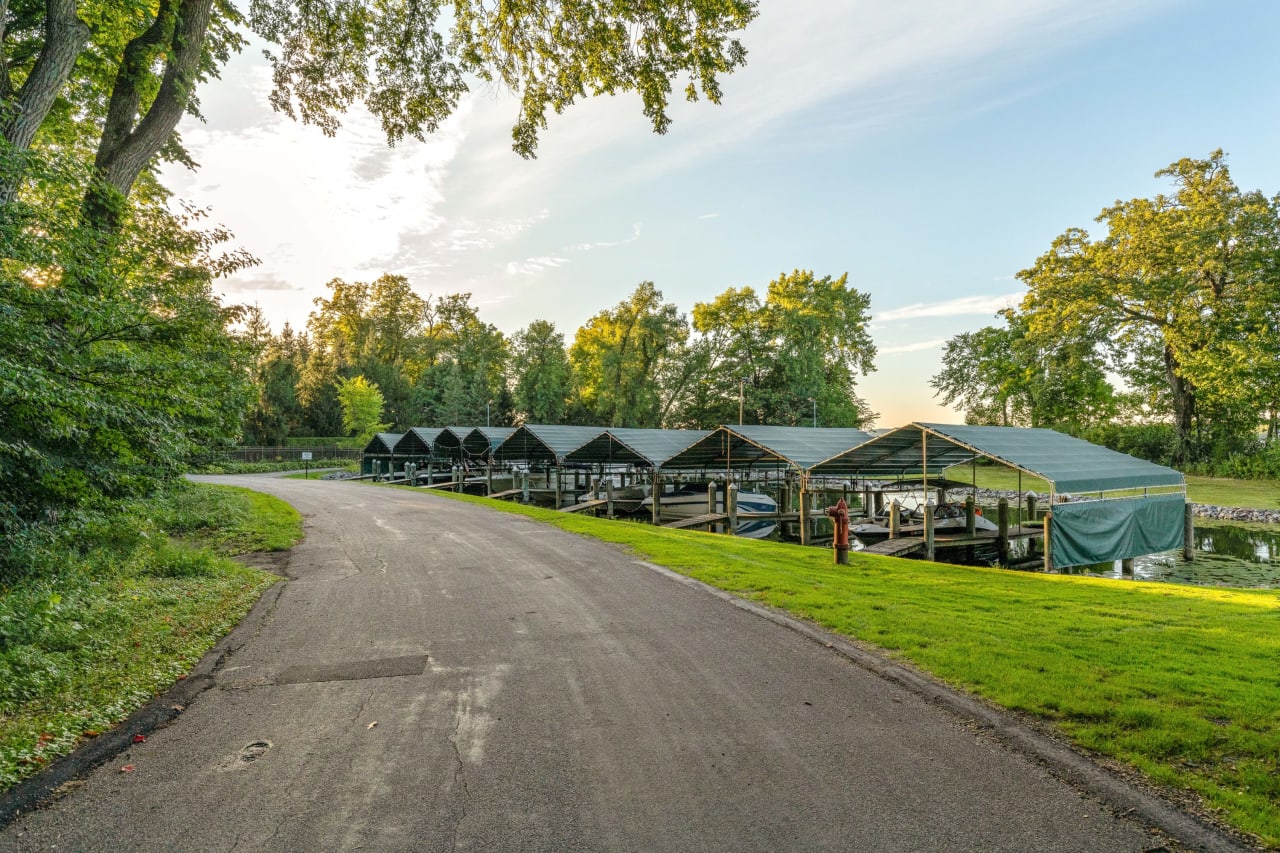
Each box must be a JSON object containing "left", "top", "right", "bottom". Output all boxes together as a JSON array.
[{"left": 1048, "top": 494, "right": 1185, "bottom": 568}]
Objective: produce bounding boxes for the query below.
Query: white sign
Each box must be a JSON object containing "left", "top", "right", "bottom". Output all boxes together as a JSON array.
[{"left": 301, "top": 452, "right": 313, "bottom": 460}]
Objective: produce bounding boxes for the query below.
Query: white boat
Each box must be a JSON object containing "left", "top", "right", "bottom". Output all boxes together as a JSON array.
[
  {"left": 639, "top": 484, "right": 778, "bottom": 520},
  {"left": 852, "top": 498, "right": 997, "bottom": 544}
]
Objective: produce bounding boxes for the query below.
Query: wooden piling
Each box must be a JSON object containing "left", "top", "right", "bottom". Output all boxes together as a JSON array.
[
  {"left": 1043, "top": 510, "right": 1053, "bottom": 571},
  {"left": 798, "top": 477, "right": 810, "bottom": 546},
  {"left": 1026, "top": 493, "right": 1038, "bottom": 523},
  {"left": 707, "top": 482, "right": 717, "bottom": 517},
  {"left": 1183, "top": 503, "right": 1195, "bottom": 561},
  {"left": 651, "top": 475, "right": 662, "bottom": 525},
  {"left": 964, "top": 495, "right": 976, "bottom": 536},
  {"left": 997, "top": 498, "right": 1010, "bottom": 567},
  {"left": 924, "top": 505, "right": 935, "bottom": 562},
  {"left": 606, "top": 480, "right": 615, "bottom": 519},
  {"left": 727, "top": 483, "right": 739, "bottom": 534},
  {"left": 888, "top": 501, "right": 900, "bottom": 540}
]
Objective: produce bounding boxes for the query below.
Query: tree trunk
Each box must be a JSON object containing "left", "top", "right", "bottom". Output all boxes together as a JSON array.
[
  {"left": 1164, "top": 344, "right": 1195, "bottom": 467},
  {"left": 81, "top": 0, "right": 213, "bottom": 233},
  {"left": 0, "top": 0, "right": 90, "bottom": 202}
]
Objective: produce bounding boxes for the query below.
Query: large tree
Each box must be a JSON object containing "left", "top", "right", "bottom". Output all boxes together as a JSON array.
[
  {"left": 570, "top": 281, "right": 687, "bottom": 427},
  {"left": 2, "top": 0, "right": 758, "bottom": 215},
  {"left": 931, "top": 308, "right": 1114, "bottom": 430},
  {"left": 688, "top": 270, "right": 877, "bottom": 428},
  {"left": 1019, "top": 151, "right": 1280, "bottom": 464},
  {"left": 510, "top": 319, "right": 573, "bottom": 425}
]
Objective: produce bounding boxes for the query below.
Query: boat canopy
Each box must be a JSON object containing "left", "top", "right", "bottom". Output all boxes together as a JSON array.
[
  {"left": 661, "top": 425, "right": 875, "bottom": 473},
  {"left": 362, "top": 432, "right": 404, "bottom": 456},
  {"left": 810, "top": 422, "right": 1185, "bottom": 494},
  {"left": 392, "top": 427, "right": 443, "bottom": 458},
  {"left": 462, "top": 426, "right": 516, "bottom": 458},
  {"left": 563, "top": 428, "right": 713, "bottom": 468},
  {"left": 492, "top": 424, "right": 608, "bottom": 463}
]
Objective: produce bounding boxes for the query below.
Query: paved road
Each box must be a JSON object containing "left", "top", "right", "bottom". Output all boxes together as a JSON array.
[{"left": 2, "top": 476, "right": 1185, "bottom": 851}]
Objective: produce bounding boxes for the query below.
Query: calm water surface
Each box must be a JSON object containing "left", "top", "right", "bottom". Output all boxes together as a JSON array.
[{"left": 1055, "top": 522, "right": 1280, "bottom": 589}]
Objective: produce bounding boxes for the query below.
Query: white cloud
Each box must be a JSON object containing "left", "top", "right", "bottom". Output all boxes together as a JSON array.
[
  {"left": 875, "top": 293, "right": 1022, "bottom": 324},
  {"left": 566, "top": 223, "right": 642, "bottom": 252},
  {"left": 504, "top": 256, "right": 570, "bottom": 277},
  {"left": 698, "top": 212, "right": 720, "bottom": 220},
  {"left": 879, "top": 338, "right": 949, "bottom": 355}
]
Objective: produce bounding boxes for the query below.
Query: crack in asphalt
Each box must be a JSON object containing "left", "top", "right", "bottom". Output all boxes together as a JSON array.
[{"left": 447, "top": 698, "right": 472, "bottom": 852}]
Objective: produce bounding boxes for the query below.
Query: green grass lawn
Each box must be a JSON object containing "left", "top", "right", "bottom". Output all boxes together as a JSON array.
[
  {"left": 417, "top": 487, "right": 1280, "bottom": 847},
  {"left": 0, "top": 483, "right": 302, "bottom": 791},
  {"left": 946, "top": 463, "right": 1279, "bottom": 510}
]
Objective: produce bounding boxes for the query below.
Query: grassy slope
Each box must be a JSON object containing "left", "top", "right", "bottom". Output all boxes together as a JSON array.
[
  {"left": 0, "top": 484, "right": 302, "bottom": 790},
  {"left": 418, "top": 487, "right": 1279, "bottom": 847}
]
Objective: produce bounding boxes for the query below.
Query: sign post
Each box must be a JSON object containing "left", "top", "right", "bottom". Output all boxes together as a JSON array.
[{"left": 301, "top": 451, "right": 312, "bottom": 479}]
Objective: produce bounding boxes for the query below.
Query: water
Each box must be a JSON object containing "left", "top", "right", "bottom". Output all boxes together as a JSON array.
[{"left": 1054, "top": 522, "right": 1280, "bottom": 588}]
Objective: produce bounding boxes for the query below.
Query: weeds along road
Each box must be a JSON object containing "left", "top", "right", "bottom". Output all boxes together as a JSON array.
[{"left": 2, "top": 475, "right": 1182, "bottom": 851}]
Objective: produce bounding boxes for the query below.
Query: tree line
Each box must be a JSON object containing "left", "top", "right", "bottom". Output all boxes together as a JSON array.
[
  {"left": 932, "top": 151, "right": 1280, "bottom": 474},
  {"left": 1, "top": 0, "right": 757, "bottom": 558},
  {"left": 242, "top": 271, "right": 879, "bottom": 445}
]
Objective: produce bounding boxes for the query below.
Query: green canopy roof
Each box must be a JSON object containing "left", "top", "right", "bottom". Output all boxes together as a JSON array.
[
  {"left": 362, "top": 432, "right": 404, "bottom": 455},
  {"left": 564, "top": 428, "right": 713, "bottom": 468},
  {"left": 662, "top": 425, "right": 875, "bottom": 472},
  {"left": 392, "top": 427, "right": 443, "bottom": 457},
  {"left": 492, "top": 424, "right": 607, "bottom": 463},
  {"left": 462, "top": 426, "right": 515, "bottom": 457},
  {"left": 810, "top": 423, "right": 1185, "bottom": 493}
]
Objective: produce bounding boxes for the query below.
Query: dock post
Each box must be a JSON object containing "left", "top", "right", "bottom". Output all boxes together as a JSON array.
[
  {"left": 727, "top": 483, "right": 739, "bottom": 534},
  {"left": 924, "top": 503, "right": 935, "bottom": 562},
  {"left": 651, "top": 475, "right": 662, "bottom": 526},
  {"left": 964, "top": 495, "right": 976, "bottom": 536},
  {"left": 1026, "top": 493, "right": 1038, "bottom": 523},
  {"left": 1043, "top": 510, "right": 1053, "bottom": 571},
  {"left": 707, "top": 482, "right": 717, "bottom": 519},
  {"left": 486, "top": 461, "right": 493, "bottom": 495},
  {"left": 1183, "top": 503, "right": 1195, "bottom": 561},
  {"left": 798, "top": 476, "right": 810, "bottom": 546},
  {"left": 606, "top": 480, "right": 615, "bottom": 519},
  {"left": 521, "top": 471, "right": 530, "bottom": 503},
  {"left": 888, "top": 501, "right": 900, "bottom": 540},
  {"left": 997, "top": 498, "right": 1010, "bottom": 567}
]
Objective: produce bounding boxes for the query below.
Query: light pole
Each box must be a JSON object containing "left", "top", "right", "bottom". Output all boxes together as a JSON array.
[
  {"left": 808, "top": 397, "right": 816, "bottom": 428},
  {"left": 486, "top": 399, "right": 492, "bottom": 427},
  {"left": 738, "top": 377, "right": 745, "bottom": 425}
]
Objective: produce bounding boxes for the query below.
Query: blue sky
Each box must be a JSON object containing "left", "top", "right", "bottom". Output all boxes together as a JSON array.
[{"left": 162, "top": 0, "right": 1280, "bottom": 427}]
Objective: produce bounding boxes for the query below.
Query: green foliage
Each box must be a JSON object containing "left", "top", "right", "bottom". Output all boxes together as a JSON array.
[
  {"left": 335, "top": 375, "right": 388, "bottom": 444},
  {"left": 248, "top": 0, "right": 757, "bottom": 158},
  {"left": 510, "top": 320, "right": 573, "bottom": 424},
  {"left": 1018, "top": 151, "right": 1280, "bottom": 465},
  {"left": 0, "top": 146, "right": 255, "bottom": 545},
  {"left": 932, "top": 309, "right": 1115, "bottom": 430},
  {"left": 570, "top": 282, "right": 688, "bottom": 427},
  {"left": 0, "top": 482, "right": 296, "bottom": 789},
  {"left": 685, "top": 270, "right": 877, "bottom": 427}
]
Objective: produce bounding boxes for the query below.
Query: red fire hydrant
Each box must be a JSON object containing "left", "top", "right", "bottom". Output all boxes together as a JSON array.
[{"left": 827, "top": 498, "right": 851, "bottom": 565}]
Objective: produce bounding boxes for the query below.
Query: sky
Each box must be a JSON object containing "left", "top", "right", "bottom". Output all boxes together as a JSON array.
[{"left": 161, "top": 0, "right": 1280, "bottom": 428}]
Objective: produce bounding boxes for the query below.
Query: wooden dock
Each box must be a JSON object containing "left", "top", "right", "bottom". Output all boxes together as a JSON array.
[
  {"left": 417, "top": 480, "right": 460, "bottom": 490},
  {"left": 863, "top": 538, "right": 927, "bottom": 557},
  {"left": 485, "top": 488, "right": 523, "bottom": 500},
  {"left": 663, "top": 512, "right": 729, "bottom": 530},
  {"left": 560, "top": 499, "right": 608, "bottom": 514}
]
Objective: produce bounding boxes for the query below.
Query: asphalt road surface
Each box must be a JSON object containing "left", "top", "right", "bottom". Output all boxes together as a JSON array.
[{"left": 0, "top": 476, "right": 1212, "bottom": 851}]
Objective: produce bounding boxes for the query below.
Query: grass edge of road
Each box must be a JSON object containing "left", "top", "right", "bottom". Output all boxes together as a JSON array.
[
  {"left": 408, "top": 485, "right": 1277, "bottom": 848},
  {"left": 0, "top": 483, "right": 302, "bottom": 793}
]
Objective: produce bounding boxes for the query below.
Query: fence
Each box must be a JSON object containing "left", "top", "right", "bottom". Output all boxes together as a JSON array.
[{"left": 225, "top": 446, "right": 364, "bottom": 463}]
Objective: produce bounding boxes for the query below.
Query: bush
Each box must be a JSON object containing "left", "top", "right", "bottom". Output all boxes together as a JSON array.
[{"left": 1081, "top": 423, "right": 1177, "bottom": 465}]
